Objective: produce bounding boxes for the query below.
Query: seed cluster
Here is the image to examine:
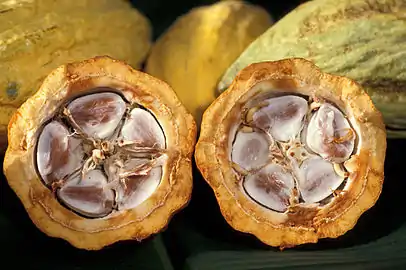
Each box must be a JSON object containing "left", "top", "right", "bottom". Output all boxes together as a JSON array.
[
  {"left": 36, "top": 91, "right": 167, "bottom": 218},
  {"left": 230, "top": 94, "right": 356, "bottom": 212}
]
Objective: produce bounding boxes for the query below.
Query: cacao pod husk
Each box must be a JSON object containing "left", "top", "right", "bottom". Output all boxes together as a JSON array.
[
  {"left": 197, "top": 58, "right": 386, "bottom": 248},
  {"left": 3, "top": 56, "right": 196, "bottom": 250}
]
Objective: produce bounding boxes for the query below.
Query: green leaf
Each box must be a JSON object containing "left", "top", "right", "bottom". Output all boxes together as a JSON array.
[{"left": 184, "top": 226, "right": 406, "bottom": 270}]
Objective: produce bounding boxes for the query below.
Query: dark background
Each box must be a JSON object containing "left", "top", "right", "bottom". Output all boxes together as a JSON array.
[
  {"left": 131, "top": 0, "right": 307, "bottom": 40},
  {"left": 1, "top": 1, "right": 406, "bottom": 269}
]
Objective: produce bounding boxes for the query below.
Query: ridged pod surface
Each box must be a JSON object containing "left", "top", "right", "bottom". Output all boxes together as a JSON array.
[
  {"left": 196, "top": 58, "right": 386, "bottom": 248},
  {"left": 219, "top": 0, "right": 406, "bottom": 138},
  {"left": 0, "top": 0, "right": 152, "bottom": 150},
  {"left": 3, "top": 56, "right": 196, "bottom": 250},
  {"left": 146, "top": 0, "right": 272, "bottom": 125}
]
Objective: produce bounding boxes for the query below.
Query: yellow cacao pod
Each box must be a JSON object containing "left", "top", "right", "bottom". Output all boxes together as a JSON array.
[
  {"left": 219, "top": 0, "right": 406, "bottom": 138},
  {"left": 145, "top": 0, "right": 273, "bottom": 125},
  {"left": 0, "top": 0, "right": 152, "bottom": 149}
]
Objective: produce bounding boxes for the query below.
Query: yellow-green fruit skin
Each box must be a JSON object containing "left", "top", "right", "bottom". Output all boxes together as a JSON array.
[
  {"left": 145, "top": 0, "right": 273, "bottom": 126},
  {"left": 0, "top": 0, "right": 152, "bottom": 148},
  {"left": 219, "top": 0, "right": 406, "bottom": 138}
]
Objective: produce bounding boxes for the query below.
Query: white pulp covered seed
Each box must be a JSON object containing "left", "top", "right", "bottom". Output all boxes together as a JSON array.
[
  {"left": 306, "top": 103, "right": 355, "bottom": 163},
  {"left": 103, "top": 157, "right": 164, "bottom": 210},
  {"left": 251, "top": 95, "right": 308, "bottom": 142},
  {"left": 243, "top": 164, "right": 295, "bottom": 212},
  {"left": 231, "top": 129, "right": 270, "bottom": 171},
  {"left": 36, "top": 92, "right": 167, "bottom": 218},
  {"left": 231, "top": 95, "right": 356, "bottom": 211},
  {"left": 66, "top": 92, "right": 127, "bottom": 139},
  {"left": 120, "top": 108, "right": 165, "bottom": 148},
  {"left": 58, "top": 169, "right": 114, "bottom": 217},
  {"left": 36, "top": 121, "right": 84, "bottom": 185},
  {"left": 116, "top": 158, "right": 162, "bottom": 210},
  {"left": 297, "top": 157, "right": 345, "bottom": 203}
]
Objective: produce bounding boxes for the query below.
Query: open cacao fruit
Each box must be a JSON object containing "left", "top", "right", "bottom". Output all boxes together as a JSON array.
[
  {"left": 145, "top": 0, "right": 272, "bottom": 126},
  {"left": 3, "top": 56, "right": 196, "bottom": 250},
  {"left": 0, "top": 0, "right": 152, "bottom": 151},
  {"left": 196, "top": 58, "right": 386, "bottom": 248},
  {"left": 218, "top": 0, "right": 406, "bottom": 138}
]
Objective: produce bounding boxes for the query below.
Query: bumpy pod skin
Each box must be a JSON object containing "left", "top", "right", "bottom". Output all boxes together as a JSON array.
[
  {"left": 0, "top": 0, "right": 152, "bottom": 150},
  {"left": 3, "top": 56, "right": 196, "bottom": 250},
  {"left": 145, "top": 0, "right": 272, "bottom": 126},
  {"left": 196, "top": 58, "right": 386, "bottom": 248},
  {"left": 219, "top": 0, "right": 406, "bottom": 138}
]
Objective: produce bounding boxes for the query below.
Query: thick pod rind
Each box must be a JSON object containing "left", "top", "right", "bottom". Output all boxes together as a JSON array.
[
  {"left": 218, "top": 0, "right": 406, "bottom": 138},
  {"left": 3, "top": 56, "right": 196, "bottom": 250},
  {"left": 195, "top": 58, "right": 386, "bottom": 248}
]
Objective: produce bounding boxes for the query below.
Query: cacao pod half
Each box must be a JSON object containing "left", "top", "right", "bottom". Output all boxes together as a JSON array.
[
  {"left": 3, "top": 56, "right": 196, "bottom": 250},
  {"left": 218, "top": 0, "right": 406, "bottom": 138},
  {"left": 0, "top": 0, "right": 152, "bottom": 150},
  {"left": 145, "top": 0, "right": 273, "bottom": 126},
  {"left": 196, "top": 58, "right": 386, "bottom": 248}
]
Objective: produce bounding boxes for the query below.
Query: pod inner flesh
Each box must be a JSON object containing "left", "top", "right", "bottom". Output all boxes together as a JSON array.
[
  {"left": 231, "top": 95, "right": 356, "bottom": 212},
  {"left": 36, "top": 91, "right": 167, "bottom": 218}
]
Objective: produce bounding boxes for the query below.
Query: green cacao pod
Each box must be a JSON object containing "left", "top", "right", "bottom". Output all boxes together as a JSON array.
[
  {"left": 218, "top": 0, "right": 406, "bottom": 138},
  {"left": 0, "top": 0, "right": 152, "bottom": 149}
]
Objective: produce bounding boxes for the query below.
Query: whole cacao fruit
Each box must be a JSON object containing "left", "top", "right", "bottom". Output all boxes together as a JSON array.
[{"left": 145, "top": 0, "right": 273, "bottom": 126}]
